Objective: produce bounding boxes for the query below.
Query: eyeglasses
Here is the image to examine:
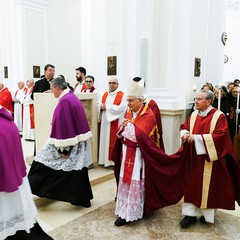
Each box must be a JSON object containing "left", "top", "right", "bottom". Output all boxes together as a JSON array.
[
  {"left": 85, "top": 80, "right": 93, "bottom": 83},
  {"left": 108, "top": 82, "right": 118, "bottom": 85}
]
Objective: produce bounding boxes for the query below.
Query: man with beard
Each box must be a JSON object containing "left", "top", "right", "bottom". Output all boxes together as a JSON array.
[{"left": 74, "top": 66, "right": 87, "bottom": 92}]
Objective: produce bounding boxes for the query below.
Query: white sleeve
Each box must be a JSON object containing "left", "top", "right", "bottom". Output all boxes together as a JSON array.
[{"left": 194, "top": 134, "right": 206, "bottom": 155}]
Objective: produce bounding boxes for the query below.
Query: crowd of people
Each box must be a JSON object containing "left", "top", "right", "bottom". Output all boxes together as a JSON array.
[
  {"left": 199, "top": 79, "right": 240, "bottom": 141},
  {"left": 1, "top": 65, "right": 240, "bottom": 238}
]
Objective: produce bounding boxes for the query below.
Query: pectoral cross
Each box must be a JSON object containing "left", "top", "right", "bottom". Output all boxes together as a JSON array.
[{"left": 126, "top": 158, "right": 133, "bottom": 167}]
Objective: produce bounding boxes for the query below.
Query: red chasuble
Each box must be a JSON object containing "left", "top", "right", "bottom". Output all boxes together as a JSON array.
[
  {"left": 145, "top": 98, "right": 165, "bottom": 151},
  {"left": 113, "top": 105, "right": 191, "bottom": 215},
  {"left": 0, "top": 88, "right": 13, "bottom": 112},
  {"left": 180, "top": 108, "right": 240, "bottom": 210}
]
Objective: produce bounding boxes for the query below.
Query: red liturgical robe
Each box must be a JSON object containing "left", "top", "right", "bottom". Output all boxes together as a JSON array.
[
  {"left": 180, "top": 109, "right": 240, "bottom": 210},
  {"left": 145, "top": 98, "right": 165, "bottom": 151},
  {"left": 113, "top": 106, "right": 191, "bottom": 216},
  {"left": 0, "top": 88, "right": 13, "bottom": 112}
]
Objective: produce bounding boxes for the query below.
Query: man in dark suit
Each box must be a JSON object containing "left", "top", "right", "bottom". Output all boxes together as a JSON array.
[{"left": 31, "top": 64, "right": 55, "bottom": 100}]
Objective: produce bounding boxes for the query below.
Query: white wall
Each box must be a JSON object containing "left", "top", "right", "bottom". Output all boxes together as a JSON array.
[
  {"left": 0, "top": 0, "right": 229, "bottom": 107},
  {"left": 223, "top": 2, "right": 240, "bottom": 82},
  {"left": 48, "top": 0, "right": 81, "bottom": 85}
]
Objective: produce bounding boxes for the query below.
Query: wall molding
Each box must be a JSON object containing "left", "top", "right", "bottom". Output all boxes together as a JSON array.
[{"left": 16, "top": 0, "right": 48, "bottom": 11}]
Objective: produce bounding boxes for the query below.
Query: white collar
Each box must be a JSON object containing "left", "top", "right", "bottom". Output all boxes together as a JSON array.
[
  {"left": 58, "top": 89, "right": 69, "bottom": 100},
  {"left": 198, "top": 106, "right": 213, "bottom": 117}
]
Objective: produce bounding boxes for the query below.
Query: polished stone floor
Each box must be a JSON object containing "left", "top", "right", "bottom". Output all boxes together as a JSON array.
[{"left": 22, "top": 140, "right": 240, "bottom": 240}]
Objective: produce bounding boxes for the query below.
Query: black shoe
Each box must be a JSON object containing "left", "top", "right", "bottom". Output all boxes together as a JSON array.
[
  {"left": 199, "top": 216, "right": 207, "bottom": 224},
  {"left": 114, "top": 217, "right": 127, "bottom": 226},
  {"left": 71, "top": 200, "right": 91, "bottom": 208},
  {"left": 180, "top": 216, "right": 197, "bottom": 228}
]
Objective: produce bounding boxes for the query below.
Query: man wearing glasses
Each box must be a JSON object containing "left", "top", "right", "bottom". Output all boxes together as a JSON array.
[
  {"left": 98, "top": 77, "right": 127, "bottom": 167},
  {"left": 80, "top": 75, "right": 96, "bottom": 93}
]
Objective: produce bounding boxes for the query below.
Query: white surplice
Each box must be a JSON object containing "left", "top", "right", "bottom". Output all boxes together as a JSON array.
[
  {"left": 22, "top": 87, "right": 35, "bottom": 140},
  {"left": 0, "top": 177, "right": 38, "bottom": 239},
  {"left": 98, "top": 89, "right": 127, "bottom": 167},
  {"left": 13, "top": 88, "right": 26, "bottom": 132}
]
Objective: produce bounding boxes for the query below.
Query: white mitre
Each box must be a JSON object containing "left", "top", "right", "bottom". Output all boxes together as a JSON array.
[{"left": 127, "top": 78, "right": 144, "bottom": 97}]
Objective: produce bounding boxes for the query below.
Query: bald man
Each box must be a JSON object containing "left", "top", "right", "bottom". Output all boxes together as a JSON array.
[{"left": 98, "top": 77, "right": 127, "bottom": 167}]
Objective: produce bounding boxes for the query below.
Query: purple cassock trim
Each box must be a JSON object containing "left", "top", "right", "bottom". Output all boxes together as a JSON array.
[
  {"left": 48, "top": 91, "right": 92, "bottom": 147},
  {"left": 0, "top": 108, "right": 26, "bottom": 192}
]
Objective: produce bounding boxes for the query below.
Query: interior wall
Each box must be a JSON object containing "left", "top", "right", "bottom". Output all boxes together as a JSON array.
[
  {"left": 48, "top": 0, "right": 81, "bottom": 85},
  {"left": 25, "top": 8, "right": 46, "bottom": 81},
  {"left": 224, "top": 3, "right": 240, "bottom": 82},
  {"left": 0, "top": 0, "right": 231, "bottom": 108}
]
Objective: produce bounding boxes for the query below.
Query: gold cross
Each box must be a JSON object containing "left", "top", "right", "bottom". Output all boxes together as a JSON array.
[{"left": 126, "top": 158, "right": 133, "bottom": 167}]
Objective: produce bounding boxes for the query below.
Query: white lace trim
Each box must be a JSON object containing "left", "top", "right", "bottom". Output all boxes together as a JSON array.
[
  {"left": 0, "top": 177, "right": 37, "bottom": 239},
  {"left": 122, "top": 122, "right": 137, "bottom": 143},
  {"left": 115, "top": 178, "right": 145, "bottom": 222},
  {"left": 35, "top": 140, "right": 92, "bottom": 171}
]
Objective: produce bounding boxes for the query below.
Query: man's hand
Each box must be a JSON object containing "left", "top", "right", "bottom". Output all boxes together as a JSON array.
[
  {"left": 187, "top": 134, "right": 195, "bottom": 143},
  {"left": 100, "top": 103, "right": 106, "bottom": 111},
  {"left": 181, "top": 133, "right": 194, "bottom": 143},
  {"left": 60, "top": 153, "right": 69, "bottom": 159},
  {"left": 181, "top": 133, "right": 189, "bottom": 143},
  {"left": 122, "top": 118, "right": 130, "bottom": 127}
]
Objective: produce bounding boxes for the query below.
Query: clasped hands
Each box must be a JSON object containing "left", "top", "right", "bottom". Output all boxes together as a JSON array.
[
  {"left": 100, "top": 104, "right": 106, "bottom": 111},
  {"left": 122, "top": 118, "right": 130, "bottom": 127},
  {"left": 182, "top": 133, "right": 195, "bottom": 144}
]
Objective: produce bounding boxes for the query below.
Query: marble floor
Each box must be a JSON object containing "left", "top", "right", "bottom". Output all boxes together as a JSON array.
[{"left": 22, "top": 140, "right": 240, "bottom": 240}]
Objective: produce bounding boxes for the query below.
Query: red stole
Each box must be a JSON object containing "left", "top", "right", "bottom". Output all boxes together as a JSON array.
[
  {"left": 74, "top": 83, "right": 86, "bottom": 92},
  {"left": 122, "top": 107, "right": 144, "bottom": 184},
  {"left": 29, "top": 87, "right": 35, "bottom": 128},
  {"left": 14, "top": 89, "right": 18, "bottom": 97},
  {"left": 102, "top": 91, "right": 124, "bottom": 160},
  {"left": 122, "top": 139, "right": 137, "bottom": 184},
  {"left": 24, "top": 86, "right": 35, "bottom": 128},
  {"left": 81, "top": 86, "right": 95, "bottom": 92},
  {"left": 122, "top": 106, "right": 158, "bottom": 184}
]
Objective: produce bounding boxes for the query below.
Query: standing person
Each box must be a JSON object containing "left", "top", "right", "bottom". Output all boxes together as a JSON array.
[
  {"left": 229, "top": 85, "right": 240, "bottom": 138},
  {"left": 81, "top": 75, "right": 96, "bottom": 93},
  {"left": 0, "top": 82, "right": 13, "bottom": 113},
  {"left": 0, "top": 106, "right": 53, "bottom": 240},
  {"left": 31, "top": 64, "right": 55, "bottom": 100},
  {"left": 22, "top": 79, "right": 35, "bottom": 141},
  {"left": 74, "top": 66, "right": 87, "bottom": 92},
  {"left": 179, "top": 89, "right": 240, "bottom": 228},
  {"left": 132, "top": 77, "right": 164, "bottom": 151},
  {"left": 98, "top": 77, "right": 127, "bottom": 167},
  {"left": 113, "top": 78, "right": 190, "bottom": 226},
  {"left": 191, "top": 82, "right": 215, "bottom": 113},
  {"left": 13, "top": 81, "right": 27, "bottom": 133},
  {"left": 28, "top": 75, "right": 93, "bottom": 207},
  {"left": 212, "top": 86, "right": 234, "bottom": 141},
  {"left": 227, "top": 82, "right": 235, "bottom": 94}
]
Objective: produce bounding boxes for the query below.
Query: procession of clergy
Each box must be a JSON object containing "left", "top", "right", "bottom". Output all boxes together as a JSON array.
[{"left": 1, "top": 63, "right": 240, "bottom": 239}]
